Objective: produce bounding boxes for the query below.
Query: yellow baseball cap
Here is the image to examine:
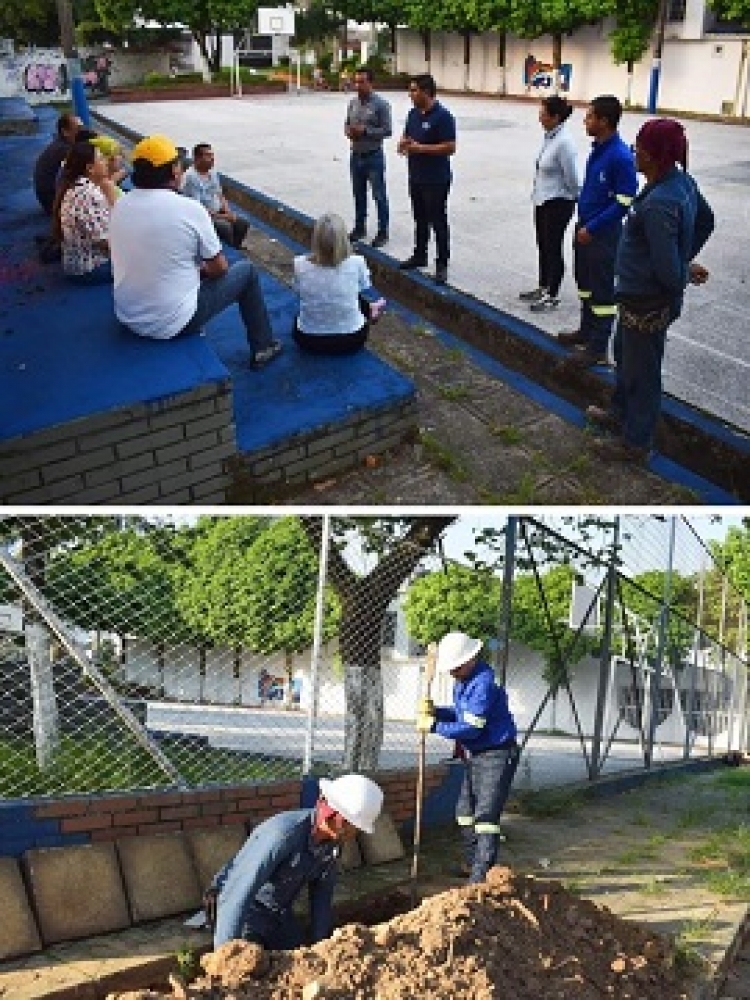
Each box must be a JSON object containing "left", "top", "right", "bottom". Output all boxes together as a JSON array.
[{"left": 131, "top": 134, "right": 180, "bottom": 167}]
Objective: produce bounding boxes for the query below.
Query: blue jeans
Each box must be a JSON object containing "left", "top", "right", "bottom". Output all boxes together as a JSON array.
[
  {"left": 66, "top": 259, "right": 113, "bottom": 285},
  {"left": 456, "top": 743, "right": 520, "bottom": 882},
  {"left": 350, "top": 149, "right": 388, "bottom": 234},
  {"left": 611, "top": 314, "right": 669, "bottom": 449},
  {"left": 182, "top": 259, "right": 274, "bottom": 351},
  {"left": 573, "top": 224, "right": 620, "bottom": 354}
]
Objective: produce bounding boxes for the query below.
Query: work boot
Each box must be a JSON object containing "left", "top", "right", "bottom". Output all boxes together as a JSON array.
[
  {"left": 371, "top": 231, "right": 388, "bottom": 249},
  {"left": 566, "top": 346, "right": 609, "bottom": 369},
  {"left": 348, "top": 227, "right": 366, "bottom": 242},
  {"left": 399, "top": 254, "right": 427, "bottom": 270},
  {"left": 250, "top": 340, "right": 284, "bottom": 370},
  {"left": 529, "top": 293, "right": 560, "bottom": 312},
  {"left": 585, "top": 404, "right": 622, "bottom": 434},
  {"left": 434, "top": 263, "right": 448, "bottom": 286}
]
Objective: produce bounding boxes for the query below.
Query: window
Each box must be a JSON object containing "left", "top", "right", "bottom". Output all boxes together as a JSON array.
[
  {"left": 619, "top": 685, "right": 673, "bottom": 728},
  {"left": 667, "top": 0, "right": 686, "bottom": 20}
]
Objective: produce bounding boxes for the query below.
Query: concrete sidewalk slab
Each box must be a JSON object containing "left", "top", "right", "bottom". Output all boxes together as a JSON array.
[
  {"left": 24, "top": 843, "right": 130, "bottom": 946},
  {"left": 116, "top": 834, "right": 201, "bottom": 923},
  {"left": 185, "top": 828, "right": 246, "bottom": 893},
  {"left": 0, "top": 858, "right": 42, "bottom": 960}
]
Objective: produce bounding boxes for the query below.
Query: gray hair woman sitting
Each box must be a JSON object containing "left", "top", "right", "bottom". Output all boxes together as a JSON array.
[{"left": 293, "top": 212, "right": 385, "bottom": 355}]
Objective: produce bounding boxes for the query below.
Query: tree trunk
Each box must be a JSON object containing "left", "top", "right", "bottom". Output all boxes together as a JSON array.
[
  {"left": 626, "top": 60, "right": 634, "bottom": 106},
  {"left": 498, "top": 32, "right": 507, "bottom": 95},
  {"left": 421, "top": 29, "right": 431, "bottom": 70},
  {"left": 28, "top": 620, "right": 59, "bottom": 769},
  {"left": 390, "top": 23, "right": 397, "bottom": 60},
  {"left": 552, "top": 33, "right": 563, "bottom": 94},
  {"left": 284, "top": 650, "right": 294, "bottom": 710},
  {"left": 463, "top": 31, "right": 471, "bottom": 91},
  {"left": 339, "top": 593, "right": 389, "bottom": 771}
]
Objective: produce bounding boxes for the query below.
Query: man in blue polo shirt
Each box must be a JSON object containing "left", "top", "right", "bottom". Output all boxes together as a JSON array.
[
  {"left": 557, "top": 95, "right": 637, "bottom": 368},
  {"left": 397, "top": 74, "right": 457, "bottom": 285}
]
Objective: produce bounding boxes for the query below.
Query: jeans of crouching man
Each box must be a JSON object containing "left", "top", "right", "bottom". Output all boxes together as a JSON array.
[{"left": 456, "top": 743, "right": 520, "bottom": 883}]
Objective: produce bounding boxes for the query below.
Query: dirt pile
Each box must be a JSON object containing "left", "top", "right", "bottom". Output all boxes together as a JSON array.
[{"left": 110, "top": 867, "right": 697, "bottom": 1000}]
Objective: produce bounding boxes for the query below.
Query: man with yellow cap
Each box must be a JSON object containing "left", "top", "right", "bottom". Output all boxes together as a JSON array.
[
  {"left": 109, "top": 134, "right": 282, "bottom": 367},
  {"left": 416, "top": 631, "right": 519, "bottom": 883},
  {"left": 206, "top": 774, "right": 383, "bottom": 951}
]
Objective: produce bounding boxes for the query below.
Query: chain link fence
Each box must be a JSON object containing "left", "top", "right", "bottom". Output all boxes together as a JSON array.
[{"left": 0, "top": 514, "right": 747, "bottom": 801}]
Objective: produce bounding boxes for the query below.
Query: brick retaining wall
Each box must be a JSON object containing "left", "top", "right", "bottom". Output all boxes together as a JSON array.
[
  {"left": 0, "top": 767, "right": 452, "bottom": 858},
  {"left": 0, "top": 381, "right": 236, "bottom": 504}
]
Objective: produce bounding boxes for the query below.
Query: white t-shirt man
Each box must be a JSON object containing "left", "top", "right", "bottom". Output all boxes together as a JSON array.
[
  {"left": 293, "top": 254, "right": 370, "bottom": 335},
  {"left": 110, "top": 188, "right": 221, "bottom": 339}
]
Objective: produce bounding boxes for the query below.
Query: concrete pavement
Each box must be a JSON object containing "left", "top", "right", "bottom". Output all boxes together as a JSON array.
[{"left": 102, "top": 92, "right": 749, "bottom": 436}]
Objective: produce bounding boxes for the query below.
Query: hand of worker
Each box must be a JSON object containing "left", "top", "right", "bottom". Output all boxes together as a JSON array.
[
  {"left": 688, "top": 261, "right": 709, "bottom": 285},
  {"left": 418, "top": 697, "right": 435, "bottom": 716},
  {"left": 416, "top": 712, "right": 434, "bottom": 734}
]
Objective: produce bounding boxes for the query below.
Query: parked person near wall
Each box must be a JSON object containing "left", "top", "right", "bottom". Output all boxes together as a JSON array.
[
  {"left": 207, "top": 774, "right": 383, "bottom": 950},
  {"left": 588, "top": 118, "right": 714, "bottom": 463},
  {"left": 109, "top": 134, "right": 282, "bottom": 368},
  {"left": 182, "top": 143, "right": 249, "bottom": 249},
  {"left": 416, "top": 632, "right": 519, "bottom": 884},
  {"left": 33, "top": 112, "right": 82, "bottom": 214},
  {"left": 397, "top": 74, "right": 457, "bottom": 286},
  {"left": 52, "top": 141, "right": 116, "bottom": 285},
  {"left": 345, "top": 66, "right": 392, "bottom": 248},
  {"left": 292, "top": 212, "right": 386, "bottom": 356},
  {"left": 557, "top": 95, "right": 637, "bottom": 367},
  {"left": 519, "top": 95, "right": 580, "bottom": 314}
]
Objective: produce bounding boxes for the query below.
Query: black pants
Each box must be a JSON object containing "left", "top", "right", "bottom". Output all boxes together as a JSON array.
[
  {"left": 535, "top": 198, "right": 575, "bottom": 296},
  {"left": 409, "top": 179, "right": 451, "bottom": 265},
  {"left": 293, "top": 295, "right": 370, "bottom": 356},
  {"left": 573, "top": 223, "right": 620, "bottom": 354},
  {"left": 214, "top": 215, "right": 249, "bottom": 249}
]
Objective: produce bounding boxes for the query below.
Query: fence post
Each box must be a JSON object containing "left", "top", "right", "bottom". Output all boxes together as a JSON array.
[
  {"left": 27, "top": 620, "right": 60, "bottom": 769},
  {"left": 590, "top": 516, "right": 620, "bottom": 780},
  {"left": 304, "top": 515, "right": 331, "bottom": 775},
  {"left": 683, "top": 556, "right": 705, "bottom": 760},
  {"left": 646, "top": 515, "right": 677, "bottom": 768},
  {"left": 495, "top": 515, "right": 517, "bottom": 686}
]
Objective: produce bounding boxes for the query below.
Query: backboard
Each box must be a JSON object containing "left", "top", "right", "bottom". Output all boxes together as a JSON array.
[{"left": 257, "top": 7, "right": 295, "bottom": 35}]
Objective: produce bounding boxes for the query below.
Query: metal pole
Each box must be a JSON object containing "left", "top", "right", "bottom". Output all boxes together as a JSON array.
[
  {"left": 646, "top": 515, "right": 677, "bottom": 768},
  {"left": 55, "top": 0, "right": 91, "bottom": 127},
  {"left": 647, "top": 0, "right": 669, "bottom": 113},
  {"left": 495, "top": 515, "right": 517, "bottom": 686},
  {"left": 683, "top": 557, "right": 705, "bottom": 760},
  {"left": 303, "top": 515, "right": 331, "bottom": 774},
  {"left": 590, "top": 517, "right": 620, "bottom": 780}
]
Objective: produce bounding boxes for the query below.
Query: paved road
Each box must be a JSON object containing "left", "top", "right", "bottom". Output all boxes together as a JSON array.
[
  {"left": 104, "top": 93, "right": 750, "bottom": 434},
  {"left": 147, "top": 701, "right": 711, "bottom": 791}
]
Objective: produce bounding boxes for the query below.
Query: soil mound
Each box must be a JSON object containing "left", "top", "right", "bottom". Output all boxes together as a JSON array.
[{"left": 109, "top": 867, "right": 695, "bottom": 999}]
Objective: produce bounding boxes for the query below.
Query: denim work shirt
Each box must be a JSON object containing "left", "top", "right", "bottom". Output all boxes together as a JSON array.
[
  {"left": 615, "top": 167, "right": 715, "bottom": 316},
  {"left": 434, "top": 661, "right": 517, "bottom": 753},
  {"left": 211, "top": 809, "right": 340, "bottom": 948}
]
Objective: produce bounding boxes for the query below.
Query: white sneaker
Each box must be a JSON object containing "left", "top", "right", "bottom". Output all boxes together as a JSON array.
[
  {"left": 519, "top": 287, "right": 545, "bottom": 302},
  {"left": 529, "top": 293, "right": 560, "bottom": 313},
  {"left": 251, "top": 340, "right": 284, "bottom": 369}
]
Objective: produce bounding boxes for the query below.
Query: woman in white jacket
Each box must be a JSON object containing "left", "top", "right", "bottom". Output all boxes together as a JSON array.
[
  {"left": 520, "top": 95, "right": 580, "bottom": 313},
  {"left": 293, "top": 212, "right": 385, "bottom": 355}
]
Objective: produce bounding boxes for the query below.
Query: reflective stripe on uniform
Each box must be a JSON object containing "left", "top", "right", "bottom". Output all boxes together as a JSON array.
[
  {"left": 463, "top": 712, "right": 486, "bottom": 729},
  {"left": 590, "top": 304, "right": 618, "bottom": 317},
  {"left": 577, "top": 289, "right": 592, "bottom": 299},
  {"left": 475, "top": 822, "right": 503, "bottom": 834},
  {"left": 456, "top": 815, "right": 475, "bottom": 827},
  {"left": 616, "top": 193, "right": 634, "bottom": 207}
]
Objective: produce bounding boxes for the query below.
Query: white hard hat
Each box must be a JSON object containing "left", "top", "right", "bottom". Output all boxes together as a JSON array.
[
  {"left": 318, "top": 774, "right": 384, "bottom": 834},
  {"left": 436, "top": 631, "right": 483, "bottom": 675}
]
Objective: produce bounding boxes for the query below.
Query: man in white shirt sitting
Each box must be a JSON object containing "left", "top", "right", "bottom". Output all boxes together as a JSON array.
[
  {"left": 109, "top": 135, "right": 282, "bottom": 369},
  {"left": 182, "top": 143, "right": 249, "bottom": 249}
]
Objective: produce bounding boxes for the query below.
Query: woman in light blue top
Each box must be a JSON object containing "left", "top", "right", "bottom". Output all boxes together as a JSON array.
[
  {"left": 520, "top": 95, "right": 580, "bottom": 313},
  {"left": 293, "top": 212, "right": 385, "bottom": 355}
]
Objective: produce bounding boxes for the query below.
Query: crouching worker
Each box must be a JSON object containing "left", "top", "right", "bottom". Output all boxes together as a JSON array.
[
  {"left": 416, "top": 631, "right": 519, "bottom": 884},
  {"left": 208, "top": 774, "right": 383, "bottom": 951}
]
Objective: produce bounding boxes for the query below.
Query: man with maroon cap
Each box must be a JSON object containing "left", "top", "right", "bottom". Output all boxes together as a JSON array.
[{"left": 586, "top": 118, "right": 714, "bottom": 463}]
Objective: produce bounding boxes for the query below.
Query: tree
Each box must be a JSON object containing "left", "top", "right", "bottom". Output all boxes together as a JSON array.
[
  {"left": 94, "top": 0, "right": 263, "bottom": 74},
  {"left": 300, "top": 516, "right": 457, "bottom": 770},
  {"left": 618, "top": 569, "right": 698, "bottom": 666},
  {"left": 292, "top": 0, "right": 346, "bottom": 60},
  {"left": 608, "top": 0, "right": 659, "bottom": 105},
  {"left": 0, "top": 0, "right": 61, "bottom": 47},
  {"left": 403, "top": 563, "right": 501, "bottom": 645},
  {"left": 706, "top": 0, "right": 750, "bottom": 26}
]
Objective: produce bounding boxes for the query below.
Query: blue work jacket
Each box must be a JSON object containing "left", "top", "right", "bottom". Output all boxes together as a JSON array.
[
  {"left": 615, "top": 167, "right": 714, "bottom": 317},
  {"left": 211, "top": 808, "right": 339, "bottom": 950},
  {"left": 578, "top": 133, "right": 637, "bottom": 234},
  {"left": 434, "top": 660, "right": 517, "bottom": 753}
]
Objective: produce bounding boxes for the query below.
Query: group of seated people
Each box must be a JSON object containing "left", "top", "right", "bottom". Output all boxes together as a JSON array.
[{"left": 31, "top": 114, "right": 386, "bottom": 360}]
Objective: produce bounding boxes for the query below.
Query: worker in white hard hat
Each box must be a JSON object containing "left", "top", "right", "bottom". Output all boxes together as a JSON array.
[
  {"left": 416, "top": 631, "right": 519, "bottom": 883},
  {"left": 207, "top": 773, "right": 383, "bottom": 951}
]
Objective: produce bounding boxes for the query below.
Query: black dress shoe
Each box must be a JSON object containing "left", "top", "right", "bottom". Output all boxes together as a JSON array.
[
  {"left": 434, "top": 263, "right": 448, "bottom": 285},
  {"left": 371, "top": 232, "right": 388, "bottom": 248},
  {"left": 348, "top": 228, "right": 365, "bottom": 242},
  {"left": 398, "top": 255, "right": 427, "bottom": 270}
]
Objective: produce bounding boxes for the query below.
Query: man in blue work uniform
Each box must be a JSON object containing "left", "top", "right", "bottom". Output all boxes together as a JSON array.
[
  {"left": 397, "top": 74, "right": 457, "bottom": 286},
  {"left": 208, "top": 773, "right": 383, "bottom": 950},
  {"left": 589, "top": 118, "right": 714, "bottom": 463},
  {"left": 557, "top": 95, "right": 637, "bottom": 368},
  {"left": 417, "top": 632, "right": 519, "bottom": 883}
]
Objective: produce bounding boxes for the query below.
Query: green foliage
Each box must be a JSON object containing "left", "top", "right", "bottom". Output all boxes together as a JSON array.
[
  {"left": 292, "top": 2, "right": 344, "bottom": 50},
  {"left": 0, "top": 0, "right": 60, "bottom": 46},
  {"left": 706, "top": 0, "right": 750, "bottom": 26},
  {"left": 142, "top": 70, "right": 204, "bottom": 85},
  {"left": 403, "top": 563, "right": 502, "bottom": 646},
  {"left": 609, "top": 0, "right": 659, "bottom": 67},
  {"left": 618, "top": 569, "right": 698, "bottom": 662}
]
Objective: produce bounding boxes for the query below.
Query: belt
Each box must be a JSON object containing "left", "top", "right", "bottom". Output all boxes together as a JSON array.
[{"left": 351, "top": 148, "right": 380, "bottom": 156}]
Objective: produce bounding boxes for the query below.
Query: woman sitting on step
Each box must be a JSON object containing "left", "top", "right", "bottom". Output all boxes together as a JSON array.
[
  {"left": 52, "top": 140, "right": 118, "bottom": 285},
  {"left": 292, "top": 211, "right": 386, "bottom": 356}
]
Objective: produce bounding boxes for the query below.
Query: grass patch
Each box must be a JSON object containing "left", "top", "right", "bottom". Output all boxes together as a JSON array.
[
  {"left": 715, "top": 768, "right": 750, "bottom": 790},
  {"left": 674, "top": 912, "right": 717, "bottom": 971},
  {"left": 515, "top": 787, "right": 582, "bottom": 818},
  {"left": 641, "top": 877, "right": 669, "bottom": 896},
  {"left": 419, "top": 431, "right": 469, "bottom": 482},
  {"left": 437, "top": 384, "right": 471, "bottom": 402},
  {"left": 675, "top": 806, "right": 705, "bottom": 831},
  {"left": 489, "top": 424, "right": 523, "bottom": 446},
  {"left": 0, "top": 735, "right": 297, "bottom": 798},
  {"left": 689, "top": 824, "right": 750, "bottom": 899}
]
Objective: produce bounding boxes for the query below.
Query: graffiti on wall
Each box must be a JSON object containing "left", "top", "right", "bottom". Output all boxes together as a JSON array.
[
  {"left": 0, "top": 48, "right": 112, "bottom": 102},
  {"left": 524, "top": 53, "right": 572, "bottom": 93}
]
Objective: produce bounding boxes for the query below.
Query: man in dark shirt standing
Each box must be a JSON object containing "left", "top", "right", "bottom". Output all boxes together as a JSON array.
[
  {"left": 345, "top": 67, "right": 392, "bottom": 248},
  {"left": 33, "top": 112, "right": 83, "bottom": 214},
  {"left": 397, "top": 74, "right": 457, "bottom": 285}
]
